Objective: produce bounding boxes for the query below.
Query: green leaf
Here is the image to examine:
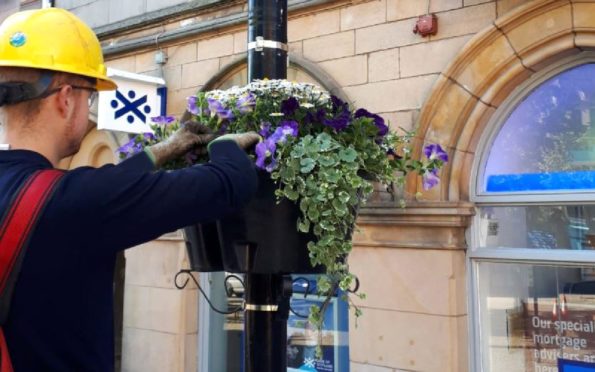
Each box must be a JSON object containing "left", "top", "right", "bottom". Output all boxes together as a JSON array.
[
  {"left": 332, "top": 198, "right": 348, "bottom": 215},
  {"left": 339, "top": 148, "right": 356, "bottom": 161},
  {"left": 297, "top": 219, "right": 310, "bottom": 233},
  {"left": 338, "top": 191, "right": 350, "bottom": 203},
  {"left": 319, "top": 220, "right": 336, "bottom": 231},
  {"left": 319, "top": 155, "right": 337, "bottom": 167},
  {"left": 290, "top": 146, "right": 305, "bottom": 158},
  {"left": 300, "top": 158, "right": 316, "bottom": 173},
  {"left": 307, "top": 207, "right": 320, "bottom": 221},
  {"left": 284, "top": 187, "right": 299, "bottom": 201},
  {"left": 325, "top": 169, "right": 341, "bottom": 183},
  {"left": 305, "top": 141, "right": 320, "bottom": 155}
]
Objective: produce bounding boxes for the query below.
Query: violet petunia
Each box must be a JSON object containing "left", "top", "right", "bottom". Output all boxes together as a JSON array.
[
  {"left": 236, "top": 93, "right": 256, "bottom": 114},
  {"left": 330, "top": 95, "right": 348, "bottom": 113},
  {"left": 116, "top": 138, "right": 135, "bottom": 156},
  {"left": 151, "top": 115, "right": 175, "bottom": 125},
  {"left": 423, "top": 144, "right": 449, "bottom": 162},
  {"left": 323, "top": 110, "right": 350, "bottom": 132},
  {"left": 187, "top": 96, "right": 203, "bottom": 116},
  {"left": 281, "top": 97, "right": 300, "bottom": 116},
  {"left": 304, "top": 108, "right": 326, "bottom": 125},
  {"left": 259, "top": 121, "right": 272, "bottom": 137},
  {"left": 270, "top": 120, "right": 298, "bottom": 143},
  {"left": 422, "top": 168, "right": 440, "bottom": 190},
  {"left": 143, "top": 132, "right": 156, "bottom": 141},
  {"left": 354, "top": 108, "right": 388, "bottom": 137},
  {"left": 207, "top": 97, "right": 234, "bottom": 121},
  {"left": 255, "top": 138, "right": 278, "bottom": 172}
]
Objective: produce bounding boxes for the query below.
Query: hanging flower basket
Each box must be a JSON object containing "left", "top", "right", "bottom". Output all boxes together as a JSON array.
[
  {"left": 117, "top": 79, "right": 448, "bottom": 327},
  {"left": 217, "top": 169, "right": 323, "bottom": 274}
]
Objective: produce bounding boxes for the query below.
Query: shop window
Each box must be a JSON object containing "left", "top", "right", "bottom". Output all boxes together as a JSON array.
[{"left": 471, "top": 54, "right": 595, "bottom": 372}]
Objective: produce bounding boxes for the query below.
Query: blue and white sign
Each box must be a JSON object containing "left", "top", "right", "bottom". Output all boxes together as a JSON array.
[
  {"left": 287, "top": 278, "right": 350, "bottom": 372},
  {"left": 97, "top": 68, "right": 167, "bottom": 134}
]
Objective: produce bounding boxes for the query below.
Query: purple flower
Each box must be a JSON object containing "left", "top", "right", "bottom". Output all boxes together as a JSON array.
[
  {"left": 187, "top": 96, "right": 203, "bottom": 116},
  {"left": 354, "top": 108, "right": 388, "bottom": 137},
  {"left": 323, "top": 110, "right": 350, "bottom": 132},
  {"left": 117, "top": 137, "right": 143, "bottom": 158},
  {"left": 281, "top": 97, "right": 300, "bottom": 116},
  {"left": 304, "top": 108, "right": 326, "bottom": 125},
  {"left": 143, "top": 132, "right": 156, "bottom": 141},
  {"left": 422, "top": 168, "right": 440, "bottom": 190},
  {"left": 151, "top": 115, "right": 175, "bottom": 125},
  {"left": 324, "top": 96, "right": 351, "bottom": 132},
  {"left": 330, "top": 95, "right": 348, "bottom": 113},
  {"left": 255, "top": 138, "right": 278, "bottom": 172},
  {"left": 386, "top": 148, "right": 401, "bottom": 159},
  {"left": 218, "top": 122, "right": 229, "bottom": 134},
  {"left": 236, "top": 93, "right": 256, "bottom": 114},
  {"left": 424, "top": 144, "right": 449, "bottom": 162},
  {"left": 207, "top": 98, "right": 234, "bottom": 121},
  {"left": 259, "top": 122, "right": 272, "bottom": 137},
  {"left": 270, "top": 120, "right": 298, "bottom": 143}
]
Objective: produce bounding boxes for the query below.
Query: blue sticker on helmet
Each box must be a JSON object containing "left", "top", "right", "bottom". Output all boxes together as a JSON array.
[{"left": 9, "top": 32, "right": 26, "bottom": 47}]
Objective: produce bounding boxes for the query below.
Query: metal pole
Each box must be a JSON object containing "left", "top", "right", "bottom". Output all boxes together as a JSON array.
[
  {"left": 247, "top": 0, "right": 288, "bottom": 82},
  {"left": 245, "top": 0, "right": 289, "bottom": 370}
]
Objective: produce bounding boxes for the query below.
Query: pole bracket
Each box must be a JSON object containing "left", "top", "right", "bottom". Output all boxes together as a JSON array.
[
  {"left": 248, "top": 36, "right": 288, "bottom": 52},
  {"left": 245, "top": 303, "right": 279, "bottom": 312}
]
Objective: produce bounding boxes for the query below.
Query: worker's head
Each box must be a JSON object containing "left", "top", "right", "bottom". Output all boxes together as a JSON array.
[{"left": 0, "top": 7, "right": 116, "bottom": 154}]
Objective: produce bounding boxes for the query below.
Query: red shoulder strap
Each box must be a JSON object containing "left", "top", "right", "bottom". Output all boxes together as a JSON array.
[{"left": 0, "top": 169, "right": 64, "bottom": 372}]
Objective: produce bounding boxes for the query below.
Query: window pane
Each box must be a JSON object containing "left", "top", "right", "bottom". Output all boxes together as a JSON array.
[
  {"left": 478, "top": 205, "right": 595, "bottom": 250},
  {"left": 482, "top": 64, "right": 595, "bottom": 193},
  {"left": 477, "top": 261, "right": 595, "bottom": 372}
]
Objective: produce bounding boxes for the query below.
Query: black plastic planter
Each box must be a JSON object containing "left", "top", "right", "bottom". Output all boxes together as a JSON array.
[
  {"left": 219, "top": 170, "right": 324, "bottom": 274},
  {"left": 183, "top": 222, "right": 224, "bottom": 272}
]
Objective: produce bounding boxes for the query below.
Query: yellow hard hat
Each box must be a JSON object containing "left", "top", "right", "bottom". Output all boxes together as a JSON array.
[{"left": 0, "top": 8, "right": 116, "bottom": 91}]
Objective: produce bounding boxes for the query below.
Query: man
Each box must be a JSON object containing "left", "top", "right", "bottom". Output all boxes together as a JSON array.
[{"left": 0, "top": 8, "right": 259, "bottom": 371}]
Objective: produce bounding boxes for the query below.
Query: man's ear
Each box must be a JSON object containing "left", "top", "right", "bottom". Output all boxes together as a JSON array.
[{"left": 54, "top": 85, "right": 74, "bottom": 119}]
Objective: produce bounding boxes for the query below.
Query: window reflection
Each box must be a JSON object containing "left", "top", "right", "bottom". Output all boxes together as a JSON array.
[
  {"left": 478, "top": 262, "right": 595, "bottom": 372},
  {"left": 479, "top": 206, "right": 595, "bottom": 250},
  {"left": 482, "top": 63, "right": 595, "bottom": 193}
]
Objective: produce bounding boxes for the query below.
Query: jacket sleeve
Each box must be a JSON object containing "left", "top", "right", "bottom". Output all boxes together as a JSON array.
[{"left": 60, "top": 140, "right": 257, "bottom": 251}]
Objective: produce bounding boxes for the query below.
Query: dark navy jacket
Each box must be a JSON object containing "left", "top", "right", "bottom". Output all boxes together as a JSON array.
[{"left": 0, "top": 141, "right": 257, "bottom": 371}]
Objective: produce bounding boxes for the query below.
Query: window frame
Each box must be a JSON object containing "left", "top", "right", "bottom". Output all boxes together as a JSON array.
[{"left": 468, "top": 52, "right": 595, "bottom": 372}]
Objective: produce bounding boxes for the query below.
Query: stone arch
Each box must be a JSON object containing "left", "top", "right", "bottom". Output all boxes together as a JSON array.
[{"left": 416, "top": 0, "right": 595, "bottom": 202}]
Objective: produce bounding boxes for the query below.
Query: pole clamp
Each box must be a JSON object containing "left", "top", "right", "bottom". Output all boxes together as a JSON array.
[
  {"left": 245, "top": 303, "right": 279, "bottom": 312},
  {"left": 248, "top": 36, "right": 288, "bottom": 52}
]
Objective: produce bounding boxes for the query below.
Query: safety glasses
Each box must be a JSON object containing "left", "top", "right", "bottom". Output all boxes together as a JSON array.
[
  {"left": 41, "top": 84, "right": 98, "bottom": 107},
  {"left": 70, "top": 86, "right": 98, "bottom": 107}
]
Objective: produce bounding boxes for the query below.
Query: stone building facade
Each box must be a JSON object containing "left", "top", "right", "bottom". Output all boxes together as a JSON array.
[{"left": 27, "top": 0, "right": 595, "bottom": 371}]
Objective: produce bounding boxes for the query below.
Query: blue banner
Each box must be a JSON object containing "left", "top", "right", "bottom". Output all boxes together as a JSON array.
[{"left": 486, "top": 170, "right": 595, "bottom": 192}]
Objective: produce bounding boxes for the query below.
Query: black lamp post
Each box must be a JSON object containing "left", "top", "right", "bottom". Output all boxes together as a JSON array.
[{"left": 244, "top": 0, "right": 290, "bottom": 370}]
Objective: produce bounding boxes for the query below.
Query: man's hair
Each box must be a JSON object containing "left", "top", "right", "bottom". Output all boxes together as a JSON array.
[{"left": 0, "top": 67, "right": 90, "bottom": 125}]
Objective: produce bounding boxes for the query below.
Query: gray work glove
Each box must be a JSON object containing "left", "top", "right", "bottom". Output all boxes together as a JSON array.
[
  {"left": 208, "top": 132, "right": 261, "bottom": 151},
  {"left": 146, "top": 121, "right": 215, "bottom": 167}
]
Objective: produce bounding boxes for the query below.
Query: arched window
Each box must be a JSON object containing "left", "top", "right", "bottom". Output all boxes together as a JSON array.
[
  {"left": 470, "top": 54, "right": 595, "bottom": 372},
  {"left": 478, "top": 62, "right": 595, "bottom": 200}
]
